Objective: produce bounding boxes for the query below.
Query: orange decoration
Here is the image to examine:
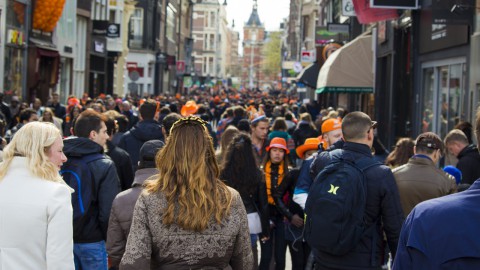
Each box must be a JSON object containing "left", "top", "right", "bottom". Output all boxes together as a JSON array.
[{"left": 32, "top": 0, "right": 66, "bottom": 32}]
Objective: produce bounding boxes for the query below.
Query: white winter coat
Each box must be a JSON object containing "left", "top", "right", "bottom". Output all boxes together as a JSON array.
[{"left": 0, "top": 157, "right": 74, "bottom": 270}]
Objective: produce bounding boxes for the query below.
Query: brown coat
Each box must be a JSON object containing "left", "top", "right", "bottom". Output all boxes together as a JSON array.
[
  {"left": 393, "top": 156, "right": 457, "bottom": 217},
  {"left": 106, "top": 168, "right": 158, "bottom": 267},
  {"left": 119, "top": 187, "right": 253, "bottom": 270}
]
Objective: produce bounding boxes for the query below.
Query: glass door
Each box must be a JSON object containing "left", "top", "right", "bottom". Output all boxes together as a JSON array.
[{"left": 421, "top": 58, "right": 467, "bottom": 139}]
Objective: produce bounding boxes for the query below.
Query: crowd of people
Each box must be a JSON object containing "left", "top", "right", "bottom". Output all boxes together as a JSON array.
[{"left": 0, "top": 88, "right": 480, "bottom": 270}]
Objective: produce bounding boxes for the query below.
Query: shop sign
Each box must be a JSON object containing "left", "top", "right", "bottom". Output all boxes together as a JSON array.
[
  {"left": 327, "top": 23, "right": 350, "bottom": 33},
  {"left": 94, "top": 40, "right": 105, "bottom": 53},
  {"left": 342, "top": 0, "right": 356, "bottom": 16},
  {"left": 93, "top": 21, "right": 119, "bottom": 38},
  {"left": 31, "top": 28, "right": 53, "bottom": 43},
  {"left": 431, "top": 0, "right": 474, "bottom": 25},
  {"left": 176, "top": 60, "right": 185, "bottom": 74},
  {"left": 7, "top": 29, "right": 24, "bottom": 45},
  {"left": 107, "top": 24, "right": 120, "bottom": 38},
  {"left": 352, "top": 0, "right": 398, "bottom": 24},
  {"left": 419, "top": 9, "right": 469, "bottom": 53},
  {"left": 183, "top": 76, "right": 193, "bottom": 88},
  {"left": 301, "top": 50, "right": 316, "bottom": 63},
  {"left": 370, "top": 0, "right": 418, "bottom": 9}
]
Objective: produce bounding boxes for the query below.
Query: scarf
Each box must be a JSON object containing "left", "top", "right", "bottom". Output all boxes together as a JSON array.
[{"left": 265, "top": 160, "right": 284, "bottom": 205}]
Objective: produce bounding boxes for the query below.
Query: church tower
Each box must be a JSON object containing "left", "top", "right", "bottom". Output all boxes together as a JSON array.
[{"left": 242, "top": 0, "right": 265, "bottom": 90}]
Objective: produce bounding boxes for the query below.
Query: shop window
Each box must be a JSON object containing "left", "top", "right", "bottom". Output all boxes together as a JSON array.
[
  {"left": 166, "top": 4, "right": 177, "bottom": 42},
  {"left": 130, "top": 8, "right": 144, "bottom": 48},
  {"left": 421, "top": 59, "right": 468, "bottom": 139}
]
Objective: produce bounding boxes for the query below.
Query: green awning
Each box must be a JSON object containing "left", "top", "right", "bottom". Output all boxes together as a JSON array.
[
  {"left": 316, "top": 35, "right": 374, "bottom": 94},
  {"left": 316, "top": 86, "right": 374, "bottom": 94}
]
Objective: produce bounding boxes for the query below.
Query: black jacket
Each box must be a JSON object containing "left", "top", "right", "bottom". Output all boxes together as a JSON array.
[
  {"left": 457, "top": 144, "right": 480, "bottom": 185},
  {"left": 106, "top": 140, "right": 135, "bottom": 191},
  {"left": 313, "top": 142, "right": 404, "bottom": 270},
  {"left": 63, "top": 137, "right": 121, "bottom": 243},
  {"left": 240, "top": 181, "right": 270, "bottom": 239},
  {"left": 273, "top": 168, "right": 303, "bottom": 221},
  {"left": 118, "top": 120, "right": 164, "bottom": 171},
  {"left": 292, "top": 121, "right": 319, "bottom": 147}
]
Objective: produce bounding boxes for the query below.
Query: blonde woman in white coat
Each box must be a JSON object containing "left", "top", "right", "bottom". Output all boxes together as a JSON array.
[{"left": 0, "top": 121, "right": 74, "bottom": 270}]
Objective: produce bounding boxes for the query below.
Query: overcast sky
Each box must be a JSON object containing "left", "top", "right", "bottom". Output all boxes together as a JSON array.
[{"left": 225, "top": 0, "right": 290, "bottom": 53}]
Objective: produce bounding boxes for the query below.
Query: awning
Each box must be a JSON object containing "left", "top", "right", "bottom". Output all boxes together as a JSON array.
[
  {"left": 316, "top": 35, "right": 373, "bottom": 94},
  {"left": 296, "top": 62, "right": 321, "bottom": 88}
]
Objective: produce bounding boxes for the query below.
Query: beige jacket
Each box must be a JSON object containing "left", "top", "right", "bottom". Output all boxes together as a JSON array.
[
  {"left": 0, "top": 157, "right": 74, "bottom": 270},
  {"left": 393, "top": 156, "right": 457, "bottom": 217}
]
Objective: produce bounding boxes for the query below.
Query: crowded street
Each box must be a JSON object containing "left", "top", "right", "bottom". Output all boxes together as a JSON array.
[{"left": 1, "top": 0, "right": 480, "bottom": 269}]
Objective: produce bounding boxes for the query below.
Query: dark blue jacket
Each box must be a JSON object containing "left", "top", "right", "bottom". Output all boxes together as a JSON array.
[
  {"left": 313, "top": 142, "right": 404, "bottom": 269},
  {"left": 394, "top": 180, "right": 480, "bottom": 269},
  {"left": 63, "top": 137, "right": 121, "bottom": 243},
  {"left": 118, "top": 120, "right": 164, "bottom": 171}
]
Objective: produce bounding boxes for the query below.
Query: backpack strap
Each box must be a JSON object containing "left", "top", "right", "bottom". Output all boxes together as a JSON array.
[{"left": 354, "top": 156, "right": 382, "bottom": 267}]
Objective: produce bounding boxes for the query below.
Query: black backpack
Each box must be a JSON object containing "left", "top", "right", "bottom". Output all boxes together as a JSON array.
[
  {"left": 60, "top": 153, "right": 104, "bottom": 237},
  {"left": 304, "top": 149, "right": 380, "bottom": 255}
]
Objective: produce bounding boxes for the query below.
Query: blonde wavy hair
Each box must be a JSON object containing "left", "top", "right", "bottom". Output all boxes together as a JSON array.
[
  {"left": 0, "top": 122, "right": 64, "bottom": 183},
  {"left": 145, "top": 116, "right": 233, "bottom": 232}
]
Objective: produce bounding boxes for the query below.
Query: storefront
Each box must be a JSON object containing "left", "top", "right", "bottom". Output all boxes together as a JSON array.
[
  {"left": 4, "top": 0, "right": 27, "bottom": 99},
  {"left": 89, "top": 36, "right": 108, "bottom": 98},
  {"left": 413, "top": 6, "right": 472, "bottom": 139}
]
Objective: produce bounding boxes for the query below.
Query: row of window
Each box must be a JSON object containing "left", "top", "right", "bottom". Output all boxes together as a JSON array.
[{"left": 130, "top": 4, "right": 177, "bottom": 48}]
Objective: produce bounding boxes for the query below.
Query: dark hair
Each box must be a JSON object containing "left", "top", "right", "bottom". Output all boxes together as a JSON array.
[
  {"left": 415, "top": 132, "right": 444, "bottom": 155},
  {"left": 115, "top": 114, "right": 129, "bottom": 132},
  {"left": 385, "top": 137, "right": 414, "bottom": 168},
  {"left": 237, "top": 119, "right": 251, "bottom": 133},
  {"left": 162, "top": 112, "right": 182, "bottom": 138},
  {"left": 19, "top": 108, "right": 37, "bottom": 123},
  {"left": 285, "top": 112, "right": 293, "bottom": 121},
  {"left": 271, "top": 117, "right": 287, "bottom": 131},
  {"left": 220, "top": 133, "right": 263, "bottom": 196},
  {"left": 74, "top": 109, "right": 107, "bottom": 138},
  {"left": 342, "top": 111, "right": 372, "bottom": 141},
  {"left": 139, "top": 99, "right": 157, "bottom": 120},
  {"left": 160, "top": 107, "right": 171, "bottom": 115},
  {"left": 197, "top": 104, "right": 209, "bottom": 115},
  {"left": 454, "top": 121, "right": 473, "bottom": 144},
  {"left": 233, "top": 106, "right": 246, "bottom": 118},
  {"left": 104, "top": 116, "right": 116, "bottom": 136}
]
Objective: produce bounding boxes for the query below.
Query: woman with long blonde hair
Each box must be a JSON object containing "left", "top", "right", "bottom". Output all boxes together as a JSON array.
[
  {"left": 0, "top": 122, "right": 73, "bottom": 270},
  {"left": 120, "top": 116, "right": 253, "bottom": 269}
]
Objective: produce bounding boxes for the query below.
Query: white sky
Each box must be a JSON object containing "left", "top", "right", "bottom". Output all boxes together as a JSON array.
[{"left": 225, "top": 0, "right": 290, "bottom": 50}]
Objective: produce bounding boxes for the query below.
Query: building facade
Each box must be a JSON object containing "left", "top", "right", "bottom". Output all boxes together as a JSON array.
[
  {"left": 242, "top": 0, "right": 265, "bottom": 90},
  {"left": 191, "top": 0, "right": 228, "bottom": 87}
]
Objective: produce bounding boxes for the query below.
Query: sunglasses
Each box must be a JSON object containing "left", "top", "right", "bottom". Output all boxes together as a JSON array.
[{"left": 371, "top": 121, "right": 378, "bottom": 129}]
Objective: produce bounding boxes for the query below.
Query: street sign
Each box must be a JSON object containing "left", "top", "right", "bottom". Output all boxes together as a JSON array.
[{"left": 129, "top": 70, "right": 140, "bottom": 81}]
